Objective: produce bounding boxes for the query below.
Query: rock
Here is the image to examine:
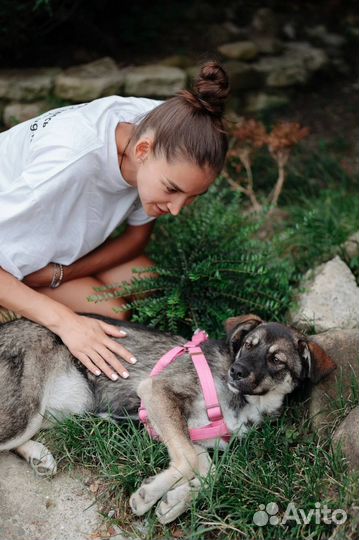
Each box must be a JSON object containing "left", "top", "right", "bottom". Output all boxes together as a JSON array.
[
  {"left": 54, "top": 57, "right": 125, "bottom": 102},
  {"left": 253, "top": 42, "right": 328, "bottom": 87},
  {"left": 245, "top": 91, "right": 289, "bottom": 112},
  {"left": 161, "top": 55, "right": 193, "bottom": 69},
  {"left": 124, "top": 64, "right": 186, "bottom": 98},
  {"left": 306, "top": 25, "right": 346, "bottom": 48},
  {"left": 333, "top": 407, "right": 359, "bottom": 471},
  {"left": 285, "top": 42, "right": 328, "bottom": 72},
  {"left": 289, "top": 256, "right": 359, "bottom": 332},
  {"left": 222, "top": 61, "right": 263, "bottom": 90},
  {"left": 253, "top": 36, "right": 284, "bottom": 55},
  {"left": 0, "top": 68, "right": 60, "bottom": 101},
  {"left": 0, "top": 453, "right": 102, "bottom": 540},
  {"left": 251, "top": 8, "right": 279, "bottom": 37},
  {"left": 308, "top": 329, "right": 359, "bottom": 432},
  {"left": 341, "top": 231, "right": 359, "bottom": 260},
  {"left": 218, "top": 41, "right": 259, "bottom": 61},
  {"left": 254, "top": 55, "right": 308, "bottom": 87},
  {"left": 3, "top": 101, "right": 48, "bottom": 128}
]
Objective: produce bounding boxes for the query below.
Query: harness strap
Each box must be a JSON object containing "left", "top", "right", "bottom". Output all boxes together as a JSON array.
[{"left": 138, "top": 330, "right": 232, "bottom": 443}]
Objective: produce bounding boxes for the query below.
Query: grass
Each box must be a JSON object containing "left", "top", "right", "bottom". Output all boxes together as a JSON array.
[{"left": 40, "top": 372, "right": 359, "bottom": 540}]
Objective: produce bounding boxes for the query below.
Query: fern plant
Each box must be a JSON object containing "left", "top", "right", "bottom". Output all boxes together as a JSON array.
[{"left": 89, "top": 184, "right": 295, "bottom": 338}]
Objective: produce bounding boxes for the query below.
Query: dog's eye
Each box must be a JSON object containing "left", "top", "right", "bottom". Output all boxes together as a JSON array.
[
  {"left": 244, "top": 341, "right": 252, "bottom": 350},
  {"left": 271, "top": 355, "right": 284, "bottom": 366}
]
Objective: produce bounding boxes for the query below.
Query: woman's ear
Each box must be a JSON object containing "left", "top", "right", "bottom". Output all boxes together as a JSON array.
[{"left": 134, "top": 137, "right": 153, "bottom": 162}]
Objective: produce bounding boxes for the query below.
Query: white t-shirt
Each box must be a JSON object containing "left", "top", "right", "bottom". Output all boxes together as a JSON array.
[{"left": 0, "top": 96, "right": 162, "bottom": 279}]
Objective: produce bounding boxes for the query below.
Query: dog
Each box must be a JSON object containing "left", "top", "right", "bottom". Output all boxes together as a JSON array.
[{"left": 0, "top": 314, "right": 336, "bottom": 523}]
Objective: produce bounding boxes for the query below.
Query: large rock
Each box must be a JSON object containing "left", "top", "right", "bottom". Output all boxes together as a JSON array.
[
  {"left": 218, "top": 41, "right": 259, "bottom": 61},
  {"left": 333, "top": 406, "right": 359, "bottom": 471},
  {"left": 124, "top": 65, "right": 186, "bottom": 98},
  {"left": 290, "top": 256, "right": 359, "bottom": 332},
  {"left": 0, "top": 68, "right": 59, "bottom": 101},
  {"left": 0, "top": 453, "right": 102, "bottom": 540},
  {"left": 253, "top": 42, "right": 328, "bottom": 87},
  {"left": 54, "top": 57, "right": 125, "bottom": 102},
  {"left": 3, "top": 101, "right": 48, "bottom": 128},
  {"left": 308, "top": 329, "right": 359, "bottom": 432}
]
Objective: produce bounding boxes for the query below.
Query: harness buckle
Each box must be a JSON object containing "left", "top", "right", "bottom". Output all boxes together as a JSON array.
[{"left": 206, "top": 404, "right": 223, "bottom": 422}]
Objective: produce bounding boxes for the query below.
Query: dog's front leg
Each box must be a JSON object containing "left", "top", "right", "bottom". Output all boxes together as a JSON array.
[
  {"left": 155, "top": 444, "right": 213, "bottom": 524},
  {"left": 130, "top": 378, "right": 200, "bottom": 517}
]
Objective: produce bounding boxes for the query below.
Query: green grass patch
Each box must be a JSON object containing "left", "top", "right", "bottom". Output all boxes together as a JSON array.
[{"left": 41, "top": 396, "right": 358, "bottom": 539}]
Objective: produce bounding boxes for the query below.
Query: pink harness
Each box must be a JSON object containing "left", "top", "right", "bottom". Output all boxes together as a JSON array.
[{"left": 138, "top": 330, "right": 232, "bottom": 443}]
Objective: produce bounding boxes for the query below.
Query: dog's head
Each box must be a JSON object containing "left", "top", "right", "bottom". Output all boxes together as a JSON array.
[{"left": 225, "top": 314, "right": 336, "bottom": 396}]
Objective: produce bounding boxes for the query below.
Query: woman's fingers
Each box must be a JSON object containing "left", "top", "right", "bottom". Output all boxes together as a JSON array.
[
  {"left": 76, "top": 352, "right": 102, "bottom": 377},
  {"left": 58, "top": 315, "right": 138, "bottom": 380},
  {"left": 104, "top": 337, "right": 138, "bottom": 365},
  {"left": 99, "top": 321, "right": 128, "bottom": 338}
]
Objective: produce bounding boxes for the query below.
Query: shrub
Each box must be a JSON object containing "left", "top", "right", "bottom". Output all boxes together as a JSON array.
[{"left": 89, "top": 183, "right": 295, "bottom": 338}]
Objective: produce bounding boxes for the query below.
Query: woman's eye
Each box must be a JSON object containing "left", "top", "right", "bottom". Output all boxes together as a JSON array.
[{"left": 166, "top": 186, "right": 177, "bottom": 194}]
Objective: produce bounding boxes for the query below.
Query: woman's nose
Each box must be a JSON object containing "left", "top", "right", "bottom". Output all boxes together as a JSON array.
[{"left": 168, "top": 195, "right": 186, "bottom": 216}]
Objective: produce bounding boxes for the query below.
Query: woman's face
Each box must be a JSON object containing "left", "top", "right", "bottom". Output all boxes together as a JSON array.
[{"left": 135, "top": 151, "right": 216, "bottom": 218}]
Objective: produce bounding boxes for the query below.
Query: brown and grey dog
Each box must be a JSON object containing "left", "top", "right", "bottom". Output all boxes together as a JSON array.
[{"left": 0, "top": 314, "right": 336, "bottom": 523}]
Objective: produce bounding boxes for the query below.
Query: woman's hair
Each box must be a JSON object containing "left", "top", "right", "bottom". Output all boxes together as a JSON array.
[{"left": 133, "top": 61, "right": 230, "bottom": 175}]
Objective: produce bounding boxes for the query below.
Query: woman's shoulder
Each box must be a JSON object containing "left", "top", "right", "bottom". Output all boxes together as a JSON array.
[{"left": 81, "top": 95, "right": 163, "bottom": 123}]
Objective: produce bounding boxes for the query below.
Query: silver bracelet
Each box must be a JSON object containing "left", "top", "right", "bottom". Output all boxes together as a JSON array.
[{"left": 50, "top": 263, "right": 64, "bottom": 288}]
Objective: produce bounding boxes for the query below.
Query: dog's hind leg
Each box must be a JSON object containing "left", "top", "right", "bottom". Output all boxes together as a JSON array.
[
  {"left": 15, "top": 440, "right": 57, "bottom": 476},
  {"left": 130, "top": 378, "right": 200, "bottom": 517},
  {"left": 156, "top": 444, "right": 213, "bottom": 524}
]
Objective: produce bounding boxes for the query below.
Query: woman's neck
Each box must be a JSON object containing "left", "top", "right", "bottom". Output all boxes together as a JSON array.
[{"left": 115, "top": 123, "right": 138, "bottom": 187}]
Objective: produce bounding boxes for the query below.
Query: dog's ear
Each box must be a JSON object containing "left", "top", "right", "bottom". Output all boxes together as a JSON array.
[
  {"left": 298, "top": 339, "right": 337, "bottom": 384},
  {"left": 225, "top": 314, "right": 263, "bottom": 357}
]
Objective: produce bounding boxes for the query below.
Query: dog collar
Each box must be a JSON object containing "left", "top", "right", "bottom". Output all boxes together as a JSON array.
[{"left": 138, "top": 330, "right": 232, "bottom": 443}]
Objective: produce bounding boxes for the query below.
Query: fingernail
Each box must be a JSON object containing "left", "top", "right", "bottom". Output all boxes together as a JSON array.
[
  {"left": 122, "top": 371, "right": 129, "bottom": 379},
  {"left": 130, "top": 356, "right": 137, "bottom": 364},
  {"left": 119, "top": 330, "right": 127, "bottom": 336},
  {"left": 95, "top": 370, "right": 101, "bottom": 376},
  {"left": 111, "top": 373, "right": 119, "bottom": 381}
]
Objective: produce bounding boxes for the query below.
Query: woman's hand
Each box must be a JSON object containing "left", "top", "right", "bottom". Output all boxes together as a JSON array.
[{"left": 56, "top": 313, "right": 137, "bottom": 380}]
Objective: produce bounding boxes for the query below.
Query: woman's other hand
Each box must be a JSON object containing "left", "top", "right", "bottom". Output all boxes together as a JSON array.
[{"left": 56, "top": 314, "right": 137, "bottom": 380}]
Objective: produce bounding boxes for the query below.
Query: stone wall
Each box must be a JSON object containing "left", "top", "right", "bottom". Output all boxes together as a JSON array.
[{"left": 0, "top": 8, "right": 353, "bottom": 128}]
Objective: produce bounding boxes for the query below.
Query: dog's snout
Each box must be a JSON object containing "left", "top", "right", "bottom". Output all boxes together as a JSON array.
[{"left": 230, "top": 364, "right": 249, "bottom": 380}]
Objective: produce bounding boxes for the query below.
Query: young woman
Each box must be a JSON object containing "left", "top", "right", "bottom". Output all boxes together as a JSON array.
[{"left": 0, "top": 61, "right": 229, "bottom": 380}]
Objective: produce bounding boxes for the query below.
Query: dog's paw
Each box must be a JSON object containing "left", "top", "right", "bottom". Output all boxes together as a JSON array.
[
  {"left": 155, "top": 477, "right": 201, "bottom": 524},
  {"left": 16, "top": 440, "right": 57, "bottom": 476},
  {"left": 29, "top": 445, "right": 57, "bottom": 476},
  {"left": 130, "top": 476, "right": 159, "bottom": 516}
]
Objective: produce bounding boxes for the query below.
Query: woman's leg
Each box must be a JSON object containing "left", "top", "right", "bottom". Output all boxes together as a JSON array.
[
  {"left": 95, "top": 254, "right": 155, "bottom": 287},
  {"left": 38, "top": 277, "right": 128, "bottom": 319},
  {"left": 38, "top": 255, "right": 155, "bottom": 319}
]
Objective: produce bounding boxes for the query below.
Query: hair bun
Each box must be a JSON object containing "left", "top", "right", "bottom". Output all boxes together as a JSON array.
[{"left": 180, "top": 61, "right": 230, "bottom": 118}]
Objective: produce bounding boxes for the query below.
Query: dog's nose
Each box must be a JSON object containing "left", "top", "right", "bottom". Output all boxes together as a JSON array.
[{"left": 230, "top": 364, "right": 249, "bottom": 380}]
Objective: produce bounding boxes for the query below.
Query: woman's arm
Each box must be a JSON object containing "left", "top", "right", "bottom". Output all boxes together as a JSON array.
[
  {"left": 0, "top": 267, "right": 136, "bottom": 379},
  {"left": 23, "top": 221, "right": 155, "bottom": 288}
]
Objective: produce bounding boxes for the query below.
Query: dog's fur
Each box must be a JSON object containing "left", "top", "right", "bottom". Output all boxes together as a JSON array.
[{"left": 0, "top": 314, "right": 336, "bottom": 523}]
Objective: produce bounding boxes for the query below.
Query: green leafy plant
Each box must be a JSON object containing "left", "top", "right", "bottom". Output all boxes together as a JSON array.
[{"left": 89, "top": 184, "right": 295, "bottom": 338}]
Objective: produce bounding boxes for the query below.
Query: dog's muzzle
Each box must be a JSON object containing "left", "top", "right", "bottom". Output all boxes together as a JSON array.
[{"left": 227, "top": 364, "right": 257, "bottom": 394}]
